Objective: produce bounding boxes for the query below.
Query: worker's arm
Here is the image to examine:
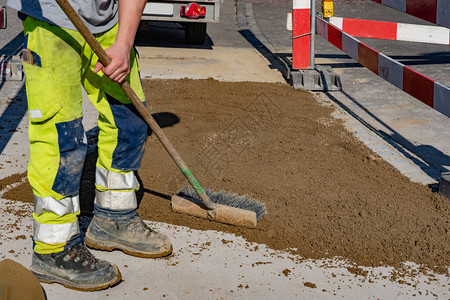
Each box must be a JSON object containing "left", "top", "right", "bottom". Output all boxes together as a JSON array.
[{"left": 93, "top": 0, "right": 147, "bottom": 83}]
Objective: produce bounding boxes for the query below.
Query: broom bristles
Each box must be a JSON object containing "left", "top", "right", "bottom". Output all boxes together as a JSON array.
[{"left": 176, "top": 187, "right": 267, "bottom": 221}]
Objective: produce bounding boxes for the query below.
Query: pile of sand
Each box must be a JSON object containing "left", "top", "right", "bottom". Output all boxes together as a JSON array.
[{"left": 3, "top": 79, "right": 449, "bottom": 274}]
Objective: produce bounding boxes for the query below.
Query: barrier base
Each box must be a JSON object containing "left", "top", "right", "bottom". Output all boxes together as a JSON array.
[
  {"left": 1, "top": 55, "right": 23, "bottom": 82},
  {"left": 439, "top": 172, "right": 450, "bottom": 200},
  {"left": 286, "top": 65, "right": 341, "bottom": 91}
]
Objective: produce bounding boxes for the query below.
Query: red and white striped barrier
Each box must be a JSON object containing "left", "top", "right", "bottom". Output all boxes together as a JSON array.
[
  {"left": 329, "top": 17, "right": 450, "bottom": 45},
  {"left": 317, "top": 17, "right": 450, "bottom": 118},
  {"left": 372, "top": 0, "right": 450, "bottom": 29},
  {"left": 292, "top": 0, "right": 311, "bottom": 69}
]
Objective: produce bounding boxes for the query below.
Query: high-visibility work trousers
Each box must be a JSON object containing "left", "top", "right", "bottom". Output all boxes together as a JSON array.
[{"left": 23, "top": 17, "right": 148, "bottom": 254}]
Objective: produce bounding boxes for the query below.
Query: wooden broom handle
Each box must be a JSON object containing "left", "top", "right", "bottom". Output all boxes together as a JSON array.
[{"left": 55, "top": 0, "right": 217, "bottom": 211}]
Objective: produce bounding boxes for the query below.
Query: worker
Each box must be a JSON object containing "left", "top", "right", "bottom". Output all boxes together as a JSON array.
[{"left": 6, "top": 0, "right": 172, "bottom": 291}]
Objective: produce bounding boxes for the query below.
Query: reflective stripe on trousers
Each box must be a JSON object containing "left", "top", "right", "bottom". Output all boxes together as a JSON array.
[
  {"left": 33, "top": 220, "right": 80, "bottom": 244},
  {"left": 34, "top": 194, "right": 80, "bottom": 215},
  {"left": 95, "top": 166, "right": 139, "bottom": 190},
  {"left": 94, "top": 190, "right": 137, "bottom": 210},
  {"left": 95, "top": 166, "right": 139, "bottom": 210},
  {"left": 33, "top": 194, "right": 80, "bottom": 244}
]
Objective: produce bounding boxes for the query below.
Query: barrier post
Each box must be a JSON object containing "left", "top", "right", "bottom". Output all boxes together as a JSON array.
[
  {"left": 288, "top": 0, "right": 341, "bottom": 90},
  {"left": 292, "top": 0, "right": 311, "bottom": 70},
  {"left": 310, "top": 0, "right": 316, "bottom": 70}
]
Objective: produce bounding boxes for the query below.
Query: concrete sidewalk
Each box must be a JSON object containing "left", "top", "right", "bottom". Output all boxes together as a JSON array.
[{"left": 1, "top": 198, "right": 448, "bottom": 299}]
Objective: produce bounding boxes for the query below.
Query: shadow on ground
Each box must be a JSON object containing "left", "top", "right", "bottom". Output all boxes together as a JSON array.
[
  {"left": 324, "top": 90, "right": 450, "bottom": 181},
  {"left": 0, "top": 31, "right": 27, "bottom": 155}
]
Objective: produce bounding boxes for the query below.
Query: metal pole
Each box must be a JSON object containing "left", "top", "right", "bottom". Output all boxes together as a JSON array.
[{"left": 310, "top": 0, "right": 316, "bottom": 69}]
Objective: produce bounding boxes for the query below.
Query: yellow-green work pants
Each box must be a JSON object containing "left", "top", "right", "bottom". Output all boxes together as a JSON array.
[{"left": 23, "top": 17, "right": 147, "bottom": 254}]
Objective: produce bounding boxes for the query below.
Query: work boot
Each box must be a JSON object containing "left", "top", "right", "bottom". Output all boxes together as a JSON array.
[
  {"left": 30, "top": 243, "right": 121, "bottom": 291},
  {"left": 85, "top": 215, "right": 173, "bottom": 258}
]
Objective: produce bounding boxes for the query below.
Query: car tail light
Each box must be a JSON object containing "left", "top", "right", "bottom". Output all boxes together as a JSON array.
[{"left": 180, "top": 3, "right": 206, "bottom": 19}]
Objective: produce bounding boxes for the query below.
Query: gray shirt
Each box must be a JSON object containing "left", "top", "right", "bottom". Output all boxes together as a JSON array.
[{"left": 7, "top": 0, "right": 118, "bottom": 34}]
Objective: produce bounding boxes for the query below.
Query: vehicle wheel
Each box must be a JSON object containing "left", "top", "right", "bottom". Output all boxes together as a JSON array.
[{"left": 184, "top": 23, "right": 207, "bottom": 45}]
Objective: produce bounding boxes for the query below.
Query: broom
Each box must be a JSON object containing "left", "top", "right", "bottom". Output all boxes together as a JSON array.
[{"left": 55, "top": 0, "right": 266, "bottom": 228}]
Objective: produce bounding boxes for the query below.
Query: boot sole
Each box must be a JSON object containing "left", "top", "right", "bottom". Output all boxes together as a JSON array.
[
  {"left": 84, "top": 237, "right": 173, "bottom": 258},
  {"left": 30, "top": 266, "right": 122, "bottom": 292}
]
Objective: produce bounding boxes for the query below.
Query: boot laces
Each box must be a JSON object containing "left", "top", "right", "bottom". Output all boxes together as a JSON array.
[
  {"left": 64, "top": 243, "right": 98, "bottom": 267},
  {"left": 126, "top": 216, "right": 153, "bottom": 235}
]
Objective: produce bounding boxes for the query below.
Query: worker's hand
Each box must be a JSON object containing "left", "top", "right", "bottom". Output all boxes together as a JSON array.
[{"left": 93, "top": 42, "right": 131, "bottom": 83}]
